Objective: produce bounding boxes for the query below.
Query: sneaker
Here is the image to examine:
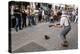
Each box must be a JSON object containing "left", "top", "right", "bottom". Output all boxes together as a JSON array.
[
  {"left": 61, "top": 43, "right": 68, "bottom": 47},
  {"left": 61, "top": 41, "right": 69, "bottom": 47}
]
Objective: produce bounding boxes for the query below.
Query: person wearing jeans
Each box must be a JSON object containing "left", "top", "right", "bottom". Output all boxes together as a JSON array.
[
  {"left": 15, "top": 15, "right": 22, "bottom": 32},
  {"left": 14, "top": 6, "right": 22, "bottom": 32},
  {"left": 58, "top": 14, "right": 71, "bottom": 47},
  {"left": 22, "top": 11, "right": 27, "bottom": 28},
  {"left": 50, "top": 12, "right": 71, "bottom": 47}
]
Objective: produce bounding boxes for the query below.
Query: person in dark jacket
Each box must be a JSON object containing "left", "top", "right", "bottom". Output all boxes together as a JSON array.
[
  {"left": 22, "top": 10, "right": 27, "bottom": 28},
  {"left": 14, "top": 5, "right": 22, "bottom": 32}
]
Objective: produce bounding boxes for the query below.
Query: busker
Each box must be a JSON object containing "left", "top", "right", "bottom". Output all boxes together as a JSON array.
[{"left": 49, "top": 12, "right": 71, "bottom": 47}]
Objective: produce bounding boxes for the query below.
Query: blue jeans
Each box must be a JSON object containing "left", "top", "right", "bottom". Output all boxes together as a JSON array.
[
  {"left": 60, "top": 25, "right": 71, "bottom": 41},
  {"left": 27, "top": 16, "right": 32, "bottom": 26}
]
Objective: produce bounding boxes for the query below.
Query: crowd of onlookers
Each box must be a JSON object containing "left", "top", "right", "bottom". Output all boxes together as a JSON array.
[{"left": 9, "top": 2, "right": 78, "bottom": 32}]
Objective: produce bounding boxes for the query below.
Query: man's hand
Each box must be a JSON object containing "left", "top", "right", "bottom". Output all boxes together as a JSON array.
[
  {"left": 49, "top": 24, "right": 63, "bottom": 28},
  {"left": 54, "top": 24, "right": 63, "bottom": 28},
  {"left": 49, "top": 25, "right": 55, "bottom": 27}
]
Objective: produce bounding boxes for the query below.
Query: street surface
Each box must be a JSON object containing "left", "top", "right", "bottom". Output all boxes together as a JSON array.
[{"left": 11, "top": 22, "right": 78, "bottom": 52}]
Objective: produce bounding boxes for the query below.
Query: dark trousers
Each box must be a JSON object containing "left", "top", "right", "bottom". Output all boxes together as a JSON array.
[
  {"left": 22, "top": 17, "right": 26, "bottom": 28},
  {"left": 38, "top": 14, "right": 42, "bottom": 22},
  {"left": 31, "top": 16, "right": 36, "bottom": 25}
]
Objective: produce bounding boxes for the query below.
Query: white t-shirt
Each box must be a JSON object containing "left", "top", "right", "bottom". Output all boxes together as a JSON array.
[
  {"left": 42, "top": 10, "right": 44, "bottom": 16},
  {"left": 11, "top": 5, "right": 14, "bottom": 15},
  {"left": 60, "top": 16, "right": 69, "bottom": 26},
  {"left": 72, "top": 10, "right": 76, "bottom": 15}
]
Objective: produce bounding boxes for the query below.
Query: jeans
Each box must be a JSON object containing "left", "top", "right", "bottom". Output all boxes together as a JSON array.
[
  {"left": 60, "top": 25, "right": 71, "bottom": 42},
  {"left": 15, "top": 17, "right": 21, "bottom": 32},
  {"left": 27, "top": 16, "right": 32, "bottom": 26}
]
